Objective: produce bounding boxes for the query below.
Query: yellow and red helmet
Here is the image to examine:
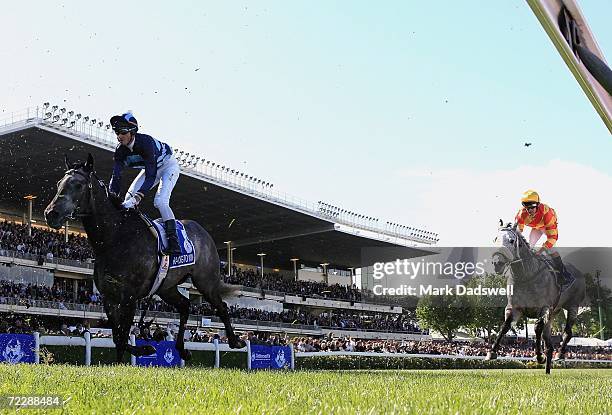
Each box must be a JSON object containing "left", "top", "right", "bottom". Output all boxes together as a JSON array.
[{"left": 521, "top": 190, "right": 540, "bottom": 206}]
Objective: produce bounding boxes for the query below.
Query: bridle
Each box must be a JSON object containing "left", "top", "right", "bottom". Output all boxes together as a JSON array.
[
  {"left": 495, "top": 226, "right": 548, "bottom": 281},
  {"left": 62, "top": 168, "right": 107, "bottom": 219}
]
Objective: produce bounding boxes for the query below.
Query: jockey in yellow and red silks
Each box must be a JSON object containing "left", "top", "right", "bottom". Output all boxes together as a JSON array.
[{"left": 515, "top": 190, "right": 572, "bottom": 288}]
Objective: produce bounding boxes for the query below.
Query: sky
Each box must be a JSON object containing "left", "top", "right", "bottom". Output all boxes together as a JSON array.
[{"left": 0, "top": 1, "right": 610, "bottom": 246}]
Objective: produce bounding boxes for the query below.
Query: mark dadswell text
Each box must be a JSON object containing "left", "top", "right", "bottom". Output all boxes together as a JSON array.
[{"left": 373, "top": 284, "right": 513, "bottom": 297}]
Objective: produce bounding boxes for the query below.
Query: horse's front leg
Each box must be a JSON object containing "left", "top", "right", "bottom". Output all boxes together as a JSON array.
[
  {"left": 486, "top": 306, "right": 518, "bottom": 360},
  {"left": 109, "top": 301, "right": 153, "bottom": 362},
  {"left": 541, "top": 307, "right": 555, "bottom": 375},
  {"left": 534, "top": 315, "right": 546, "bottom": 364},
  {"left": 105, "top": 302, "right": 130, "bottom": 363}
]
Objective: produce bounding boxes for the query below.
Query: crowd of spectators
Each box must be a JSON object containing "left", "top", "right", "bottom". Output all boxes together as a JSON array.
[
  {"left": 291, "top": 336, "right": 612, "bottom": 361},
  {"left": 327, "top": 313, "right": 422, "bottom": 333},
  {"left": 223, "top": 265, "right": 362, "bottom": 302},
  {"left": 0, "top": 280, "right": 102, "bottom": 308},
  {"left": 128, "top": 327, "right": 612, "bottom": 361},
  {"left": 0, "top": 220, "right": 94, "bottom": 262},
  {"left": 0, "top": 279, "right": 422, "bottom": 333},
  {"left": 148, "top": 299, "right": 424, "bottom": 333},
  {"left": 0, "top": 312, "right": 87, "bottom": 336}
]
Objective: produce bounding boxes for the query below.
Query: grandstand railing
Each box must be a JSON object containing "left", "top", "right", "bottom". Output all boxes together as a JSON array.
[
  {"left": 239, "top": 284, "right": 359, "bottom": 302},
  {"left": 0, "top": 249, "right": 94, "bottom": 270},
  {"left": 238, "top": 285, "right": 287, "bottom": 298},
  {"left": 0, "top": 106, "right": 438, "bottom": 246},
  {"left": 0, "top": 296, "right": 103, "bottom": 313}
]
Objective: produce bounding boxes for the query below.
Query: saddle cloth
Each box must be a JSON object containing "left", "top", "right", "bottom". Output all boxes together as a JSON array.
[
  {"left": 141, "top": 216, "right": 196, "bottom": 296},
  {"left": 150, "top": 219, "right": 196, "bottom": 268}
]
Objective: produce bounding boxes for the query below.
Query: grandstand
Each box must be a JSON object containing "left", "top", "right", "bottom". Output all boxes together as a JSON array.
[{"left": 0, "top": 104, "right": 441, "bottom": 342}]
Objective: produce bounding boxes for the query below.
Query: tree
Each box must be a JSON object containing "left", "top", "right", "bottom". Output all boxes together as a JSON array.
[
  {"left": 416, "top": 292, "right": 472, "bottom": 342},
  {"left": 580, "top": 272, "right": 612, "bottom": 339},
  {"left": 465, "top": 274, "right": 508, "bottom": 341}
]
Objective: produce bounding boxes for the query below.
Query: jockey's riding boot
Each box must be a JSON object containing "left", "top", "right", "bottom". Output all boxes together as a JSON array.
[
  {"left": 163, "top": 219, "right": 182, "bottom": 255},
  {"left": 551, "top": 255, "right": 571, "bottom": 289}
]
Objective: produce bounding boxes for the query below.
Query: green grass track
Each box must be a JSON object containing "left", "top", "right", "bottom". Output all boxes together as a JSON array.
[{"left": 0, "top": 366, "right": 610, "bottom": 414}]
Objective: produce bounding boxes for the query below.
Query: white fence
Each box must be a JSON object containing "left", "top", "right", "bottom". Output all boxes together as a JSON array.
[
  {"left": 24, "top": 334, "right": 612, "bottom": 367},
  {"left": 34, "top": 333, "right": 295, "bottom": 369}
]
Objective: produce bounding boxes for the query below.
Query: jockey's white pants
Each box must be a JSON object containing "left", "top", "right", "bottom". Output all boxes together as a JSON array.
[
  {"left": 528, "top": 228, "right": 558, "bottom": 256},
  {"left": 125, "top": 155, "right": 180, "bottom": 221}
]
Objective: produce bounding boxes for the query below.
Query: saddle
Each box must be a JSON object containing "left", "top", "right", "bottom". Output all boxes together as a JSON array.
[
  {"left": 538, "top": 255, "right": 574, "bottom": 291},
  {"left": 140, "top": 214, "right": 197, "bottom": 296}
]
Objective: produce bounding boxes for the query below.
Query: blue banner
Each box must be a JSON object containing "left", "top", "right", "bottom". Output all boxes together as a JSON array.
[
  {"left": 250, "top": 344, "right": 291, "bottom": 370},
  {"left": 270, "top": 346, "right": 291, "bottom": 370},
  {"left": 250, "top": 344, "right": 272, "bottom": 369},
  {"left": 0, "top": 334, "right": 36, "bottom": 364},
  {"left": 135, "top": 340, "right": 181, "bottom": 367}
]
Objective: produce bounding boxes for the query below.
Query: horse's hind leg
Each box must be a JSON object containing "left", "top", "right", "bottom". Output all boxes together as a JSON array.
[
  {"left": 486, "top": 307, "right": 518, "bottom": 360},
  {"left": 557, "top": 306, "right": 577, "bottom": 360},
  {"left": 157, "top": 287, "right": 192, "bottom": 361},
  {"left": 209, "top": 292, "right": 245, "bottom": 349}
]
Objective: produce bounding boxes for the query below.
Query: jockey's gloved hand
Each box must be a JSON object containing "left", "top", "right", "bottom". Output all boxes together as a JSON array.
[{"left": 121, "top": 192, "right": 144, "bottom": 209}]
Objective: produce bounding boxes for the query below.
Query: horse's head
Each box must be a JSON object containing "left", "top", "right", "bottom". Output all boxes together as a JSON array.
[
  {"left": 44, "top": 154, "right": 95, "bottom": 229},
  {"left": 492, "top": 220, "right": 529, "bottom": 274}
]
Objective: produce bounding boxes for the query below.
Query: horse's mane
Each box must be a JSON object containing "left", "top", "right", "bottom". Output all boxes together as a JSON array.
[
  {"left": 104, "top": 184, "right": 144, "bottom": 220},
  {"left": 502, "top": 224, "right": 538, "bottom": 261},
  {"left": 501, "top": 224, "right": 528, "bottom": 248},
  {"left": 68, "top": 162, "right": 133, "bottom": 214},
  {"left": 513, "top": 227, "right": 529, "bottom": 248},
  {"left": 107, "top": 191, "right": 124, "bottom": 210}
]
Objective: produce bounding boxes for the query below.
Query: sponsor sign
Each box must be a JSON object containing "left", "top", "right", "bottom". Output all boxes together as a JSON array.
[
  {"left": 135, "top": 340, "right": 181, "bottom": 367},
  {"left": 0, "top": 334, "right": 36, "bottom": 364}
]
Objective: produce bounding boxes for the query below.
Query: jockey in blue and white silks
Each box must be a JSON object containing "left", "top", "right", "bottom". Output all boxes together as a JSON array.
[{"left": 109, "top": 111, "right": 181, "bottom": 255}]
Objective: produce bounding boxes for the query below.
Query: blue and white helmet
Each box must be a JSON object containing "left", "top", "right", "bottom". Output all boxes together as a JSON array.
[{"left": 110, "top": 111, "right": 138, "bottom": 134}]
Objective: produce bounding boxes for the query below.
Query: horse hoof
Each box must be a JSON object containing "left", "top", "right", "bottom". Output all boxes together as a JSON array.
[
  {"left": 485, "top": 351, "right": 497, "bottom": 361},
  {"left": 536, "top": 354, "right": 547, "bottom": 364},
  {"left": 230, "top": 339, "right": 246, "bottom": 349},
  {"left": 180, "top": 349, "right": 192, "bottom": 361}
]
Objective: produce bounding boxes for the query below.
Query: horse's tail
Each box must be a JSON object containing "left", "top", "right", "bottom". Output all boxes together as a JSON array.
[{"left": 217, "top": 282, "right": 240, "bottom": 299}]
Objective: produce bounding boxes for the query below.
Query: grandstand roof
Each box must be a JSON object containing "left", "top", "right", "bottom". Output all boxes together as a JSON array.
[{"left": 0, "top": 107, "right": 436, "bottom": 269}]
